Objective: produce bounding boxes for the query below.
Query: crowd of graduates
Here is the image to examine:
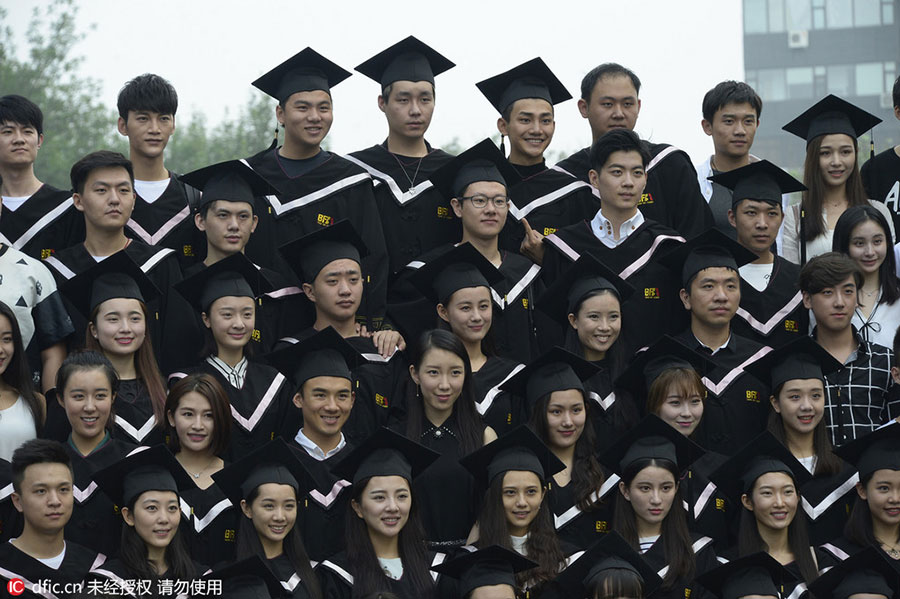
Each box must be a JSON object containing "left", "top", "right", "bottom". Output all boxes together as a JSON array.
[{"left": 1, "top": 35, "right": 900, "bottom": 599}]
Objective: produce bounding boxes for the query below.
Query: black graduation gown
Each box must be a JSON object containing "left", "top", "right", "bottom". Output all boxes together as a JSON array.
[
  {"left": 674, "top": 330, "right": 772, "bottom": 455},
  {"left": 682, "top": 451, "right": 732, "bottom": 551},
  {"left": 317, "top": 550, "right": 444, "bottom": 599},
  {"left": 719, "top": 547, "right": 829, "bottom": 599},
  {"left": 799, "top": 461, "right": 859, "bottom": 546},
  {"left": 0, "top": 184, "right": 84, "bottom": 261},
  {"left": 0, "top": 539, "right": 105, "bottom": 598},
  {"left": 244, "top": 148, "right": 389, "bottom": 330},
  {"left": 732, "top": 257, "right": 807, "bottom": 347},
  {"left": 346, "top": 143, "right": 458, "bottom": 274},
  {"left": 0, "top": 459, "right": 22, "bottom": 544},
  {"left": 818, "top": 535, "right": 881, "bottom": 567},
  {"left": 639, "top": 533, "right": 718, "bottom": 599},
  {"left": 110, "top": 379, "right": 164, "bottom": 446},
  {"left": 88, "top": 557, "right": 206, "bottom": 596},
  {"left": 178, "top": 480, "right": 238, "bottom": 568},
  {"left": 471, "top": 356, "right": 522, "bottom": 435},
  {"left": 549, "top": 473, "right": 619, "bottom": 551},
  {"left": 126, "top": 173, "right": 204, "bottom": 270},
  {"left": 542, "top": 219, "right": 687, "bottom": 354},
  {"left": 585, "top": 362, "right": 639, "bottom": 454},
  {"left": 268, "top": 553, "right": 314, "bottom": 599},
  {"left": 492, "top": 251, "right": 544, "bottom": 364}
]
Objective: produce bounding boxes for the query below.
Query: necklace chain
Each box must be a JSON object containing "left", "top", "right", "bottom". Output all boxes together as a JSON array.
[{"left": 391, "top": 152, "right": 424, "bottom": 190}]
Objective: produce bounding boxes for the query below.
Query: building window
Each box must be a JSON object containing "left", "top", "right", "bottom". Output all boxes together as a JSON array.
[
  {"left": 745, "top": 0, "right": 769, "bottom": 32},
  {"left": 854, "top": 0, "right": 881, "bottom": 25},
  {"left": 787, "top": 67, "right": 815, "bottom": 99},
  {"left": 788, "top": 0, "right": 814, "bottom": 28},
  {"left": 770, "top": 0, "right": 787, "bottom": 30},
  {"left": 883, "top": 0, "right": 894, "bottom": 24},
  {"left": 856, "top": 62, "right": 884, "bottom": 95},
  {"left": 827, "top": 64, "right": 854, "bottom": 95},
  {"left": 758, "top": 68, "right": 788, "bottom": 101},
  {"left": 826, "top": 0, "right": 853, "bottom": 27},
  {"left": 885, "top": 61, "right": 897, "bottom": 93}
]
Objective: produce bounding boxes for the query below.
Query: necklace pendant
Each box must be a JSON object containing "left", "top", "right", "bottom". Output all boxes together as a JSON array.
[{"left": 192, "top": 472, "right": 200, "bottom": 478}]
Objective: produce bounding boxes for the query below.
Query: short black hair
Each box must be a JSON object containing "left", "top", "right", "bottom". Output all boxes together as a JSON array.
[
  {"left": 55, "top": 349, "right": 120, "bottom": 398},
  {"left": 580, "top": 63, "right": 641, "bottom": 103},
  {"left": 0, "top": 95, "right": 44, "bottom": 135},
  {"left": 11, "top": 439, "right": 72, "bottom": 494},
  {"left": 69, "top": 150, "right": 134, "bottom": 195},
  {"left": 893, "top": 75, "right": 900, "bottom": 109},
  {"left": 589, "top": 128, "right": 649, "bottom": 172},
  {"left": 798, "top": 252, "right": 863, "bottom": 295},
  {"left": 701, "top": 81, "right": 763, "bottom": 122},
  {"left": 117, "top": 73, "right": 178, "bottom": 120}
]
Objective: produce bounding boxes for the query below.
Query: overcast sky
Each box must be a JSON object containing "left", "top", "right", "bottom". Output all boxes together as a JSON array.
[{"left": 4, "top": 0, "right": 745, "bottom": 165}]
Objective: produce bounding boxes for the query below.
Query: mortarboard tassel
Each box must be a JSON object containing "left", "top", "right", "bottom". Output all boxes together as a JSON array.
[
  {"left": 267, "top": 120, "right": 279, "bottom": 150},
  {"left": 499, "top": 134, "right": 506, "bottom": 156}
]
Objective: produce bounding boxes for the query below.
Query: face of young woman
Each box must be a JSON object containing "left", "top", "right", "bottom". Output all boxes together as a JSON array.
[
  {"left": 620, "top": 465, "right": 677, "bottom": 528},
  {"left": 771, "top": 379, "right": 825, "bottom": 436},
  {"left": 0, "top": 313, "right": 15, "bottom": 377},
  {"left": 59, "top": 367, "right": 114, "bottom": 443},
  {"left": 859, "top": 469, "right": 900, "bottom": 529},
  {"left": 167, "top": 391, "right": 215, "bottom": 454},
  {"left": 241, "top": 483, "right": 297, "bottom": 548},
  {"left": 438, "top": 286, "right": 492, "bottom": 345},
  {"left": 352, "top": 475, "right": 411, "bottom": 541},
  {"left": 847, "top": 219, "right": 888, "bottom": 276},
  {"left": 501, "top": 470, "right": 545, "bottom": 537},
  {"left": 545, "top": 389, "right": 586, "bottom": 450},
  {"left": 655, "top": 384, "right": 704, "bottom": 437},
  {"left": 410, "top": 347, "right": 465, "bottom": 419},
  {"left": 123, "top": 490, "right": 180, "bottom": 551},
  {"left": 568, "top": 292, "right": 621, "bottom": 360},
  {"left": 203, "top": 296, "right": 255, "bottom": 352},
  {"left": 817, "top": 133, "right": 856, "bottom": 189},
  {"left": 742, "top": 471, "right": 798, "bottom": 532},
  {"left": 91, "top": 298, "right": 146, "bottom": 358}
]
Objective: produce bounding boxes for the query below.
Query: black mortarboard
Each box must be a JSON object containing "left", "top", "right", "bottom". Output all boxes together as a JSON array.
[
  {"left": 476, "top": 57, "right": 572, "bottom": 115},
  {"left": 708, "top": 431, "right": 812, "bottom": 501},
  {"left": 181, "top": 160, "right": 281, "bottom": 214},
  {"left": 614, "top": 335, "right": 716, "bottom": 400},
  {"left": 252, "top": 48, "right": 352, "bottom": 103},
  {"left": 211, "top": 439, "right": 317, "bottom": 507},
  {"left": 278, "top": 219, "right": 368, "bottom": 283},
  {"left": 709, "top": 159, "right": 807, "bottom": 208},
  {"left": 809, "top": 546, "right": 900, "bottom": 599},
  {"left": 205, "top": 555, "right": 284, "bottom": 599},
  {"left": 536, "top": 253, "right": 635, "bottom": 325},
  {"left": 499, "top": 347, "right": 599, "bottom": 412},
  {"left": 552, "top": 532, "right": 663, "bottom": 598},
  {"left": 174, "top": 253, "right": 261, "bottom": 313},
  {"left": 659, "top": 228, "right": 758, "bottom": 288},
  {"left": 61, "top": 250, "right": 160, "bottom": 320},
  {"left": 783, "top": 94, "right": 882, "bottom": 145},
  {"left": 266, "top": 326, "right": 363, "bottom": 388},
  {"left": 743, "top": 336, "right": 843, "bottom": 392},
  {"left": 460, "top": 425, "right": 565, "bottom": 489},
  {"left": 599, "top": 415, "right": 705, "bottom": 475},
  {"left": 429, "top": 138, "right": 521, "bottom": 200},
  {"left": 93, "top": 445, "right": 193, "bottom": 508},
  {"left": 431, "top": 545, "right": 537, "bottom": 596},
  {"left": 833, "top": 421, "right": 900, "bottom": 480},
  {"left": 355, "top": 36, "right": 454, "bottom": 89},
  {"left": 332, "top": 427, "right": 440, "bottom": 487},
  {"left": 697, "top": 552, "right": 795, "bottom": 599},
  {"left": 410, "top": 242, "right": 504, "bottom": 304}
]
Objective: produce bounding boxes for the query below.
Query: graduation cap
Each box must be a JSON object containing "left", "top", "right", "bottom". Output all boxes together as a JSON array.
[
  {"left": 659, "top": 228, "right": 758, "bottom": 288},
  {"left": 536, "top": 253, "right": 635, "bottom": 324},
  {"left": 742, "top": 336, "right": 843, "bottom": 393},
  {"left": 431, "top": 545, "right": 537, "bottom": 596},
  {"left": 614, "top": 335, "right": 716, "bottom": 400},
  {"left": 252, "top": 47, "right": 352, "bottom": 103},
  {"left": 709, "top": 159, "right": 806, "bottom": 208},
  {"left": 460, "top": 425, "right": 565, "bottom": 489},
  {"left": 93, "top": 445, "right": 194, "bottom": 508},
  {"left": 355, "top": 36, "right": 454, "bottom": 89},
  {"left": 808, "top": 546, "right": 900, "bottom": 599},
  {"left": 174, "top": 253, "right": 261, "bottom": 313},
  {"left": 265, "top": 326, "right": 363, "bottom": 389},
  {"left": 180, "top": 160, "right": 281, "bottom": 214},
  {"left": 499, "top": 347, "right": 599, "bottom": 413},
  {"left": 429, "top": 138, "right": 521, "bottom": 200},
  {"left": 782, "top": 94, "right": 882, "bottom": 145},
  {"left": 332, "top": 427, "right": 440, "bottom": 487},
  {"left": 833, "top": 421, "right": 900, "bottom": 480},
  {"left": 212, "top": 439, "right": 317, "bottom": 507},
  {"left": 708, "top": 431, "right": 812, "bottom": 501},
  {"left": 278, "top": 219, "right": 368, "bottom": 283},
  {"left": 697, "top": 552, "right": 795, "bottom": 599},
  {"left": 551, "top": 532, "right": 663, "bottom": 598},
  {"left": 205, "top": 554, "right": 284, "bottom": 599},
  {"left": 476, "top": 57, "right": 572, "bottom": 115},
  {"left": 61, "top": 250, "right": 160, "bottom": 320},
  {"left": 410, "top": 242, "right": 504, "bottom": 304},
  {"left": 599, "top": 414, "right": 705, "bottom": 476}
]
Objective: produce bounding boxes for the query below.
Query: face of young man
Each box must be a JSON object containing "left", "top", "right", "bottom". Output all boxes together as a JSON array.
[
  {"left": 277, "top": 91, "right": 334, "bottom": 153},
  {"left": 498, "top": 98, "right": 555, "bottom": 166},
  {"left": 0, "top": 120, "right": 42, "bottom": 170},
  {"left": 588, "top": 150, "right": 646, "bottom": 218},
  {"left": 701, "top": 102, "right": 758, "bottom": 161},
  {"left": 450, "top": 180, "right": 509, "bottom": 241},
  {"left": 802, "top": 275, "right": 858, "bottom": 333},
  {"left": 117, "top": 111, "right": 175, "bottom": 161},
  {"left": 679, "top": 266, "right": 741, "bottom": 328},
  {"left": 729, "top": 199, "right": 783, "bottom": 256},
  {"left": 294, "top": 375, "right": 354, "bottom": 443},
  {"left": 378, "top": 81, "right": 435, "bottom": 144},
  {"left": 74, "top": 166, "right": 136, "bottom": 232},
  {"left": 195, "top": 200, "right": 258, "bottom": 257},
  {"left": 12, "top": 462, "right": 74, "bottom": 534},
  {"left": 578, "top": 74, "right": 641, "bottom": 140},
  {"left": 302, "top": 258, "right": 362, "bottom": 324}
]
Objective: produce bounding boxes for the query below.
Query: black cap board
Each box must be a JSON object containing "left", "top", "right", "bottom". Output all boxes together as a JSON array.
[
  {"left": 476, "top": 57, "right": 572, "bottom": 115},
  {"left": 709, "top": 159, "right": 806, "bottom": 208},
  {"left": 833, "top": 421, "right": 900, "bottom": 480},
  {"left": 708, "top": 431, "right": 812, "bottom": 501},
  {"left": 61, "top": 250, "right": 160, "bottom": 320},
  {"left": 659, "top": 228, "right": 758, "bottom": 288},
  {"left": 355, "top": 36, "right": 454, "bottom": 89},
  {"left": 782, "top": 94, "right": 883, "bottom": 145},
  {"left": 410, "top": 242, "right": 504, "bottom": 304},
  {"left": 499, "top": 347, "right": 599, "bottom": 413},
  {"left": 536, "top": 252, "right": 635, "bottom": 325},
  {"left": 252, "top": 47, "right": 352, "bottom": 103},
  {"left": 332, "top": 427, "right": 440, "bottom": 487},
  {"left": 265, "top": 326, "right": 363, "bottom": 388},
  {"left": 808, "top": 546, "right": 900, "bottom": 599},
  {"left": 429, "top": 138, "right": 520, "bottom": 200},
  {"left": 742, "top": 336, "right": 843, "bottom": 392},
  {"left": 430, "top": 545, "right": 537, "bottom": 596},
  {"left": 614, "top": 335, "right": 716, "bottom": 400},
  {"left": 211, "top": 439, "right": 317, "bottom": 507},
  {"left": 175, "top": 253, "right": 261, "bottom": 313},
  {"left": 599, "top": 414, "right": 705, "bottom": 476},
  {"left": 697, "top": 552, "right": 795, "bottom": 599},
  {"left": 278, "top": 219, "right": 368, "bottom": 283},
  {"left": 93, "top": 445, "right": 194, "bottom": 508},
  {"left": 460, "top": 425, "right": 565, "bottom": 489},
  {"left": 205, "top": 555, "right": 284, "bottom": 599},
  {"left": 181, "top": 160, "right": 281, "bottom": 214}
]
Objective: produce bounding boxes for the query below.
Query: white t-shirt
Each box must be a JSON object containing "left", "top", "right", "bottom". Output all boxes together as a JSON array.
[
  {"left": 8, "top": 540, "right": 66, "bottom": 569},
  {"left": 510, "top": 534, "right": 529, "bottom": 555},
  {"left": 1, "top": 195, "right": 29, "bottom": 212},
  {"left": 639, "top": 535, "right": 660, "bottom": 554},
  {"left": 0, "top": 396, "right": 37, "bottom": 461},
  {"left": 739, "top": 262, "right": 775, "bottom": 292},
  {"left": 378, "top": 557, "right": 403, "bottom": 580},
  {"left": 134, "top": 179, "right": 170, "bottom": 204}
]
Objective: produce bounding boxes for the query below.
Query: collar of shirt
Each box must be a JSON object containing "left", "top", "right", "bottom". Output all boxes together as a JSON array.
[
  {"left": 294, "top": 428, "right": 346, "bottom": 461},
  {"left": 590, "top": 209, "right": 645, "bottom": 248},
  {"left": 693, "top": 332, "right": 733, "bottom": 355},
  {"left": 810, "top": 328, "right": 866, "bottom": 365},
  {"left": 207, "top": 355, "right": 248, "bottom": 388}
]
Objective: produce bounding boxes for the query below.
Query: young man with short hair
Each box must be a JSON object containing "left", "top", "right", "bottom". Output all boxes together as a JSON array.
[
  {"left": 555, "top": 63, "right": 713, "bottom": 239},
  {"left": 862, "top": 75, "right": 900, "bottom": 234},
  {"left": 799, "top": 252, "right": 897, "bottom": 445},
  {"left": 117, "top": 74, "right": 203, "bottom": 268}
]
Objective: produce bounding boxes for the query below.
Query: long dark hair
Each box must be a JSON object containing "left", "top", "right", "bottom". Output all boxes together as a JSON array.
[
  {"left": 565, "top": 289, "right": 626, "bottom": 379},
  {"left": 802, "top": 135, "right": 868, "bottom": 242},
  {"left": 0, "top": 301, "right": 42, "bottom": 432},
  {"left": 832, "top": 204, "right": 900, "bottom": 305},
  {"left": 766, "top": 386, "right": 841, "bottom": 477},
  {"left": 612, "top": 458, "right": 694, "bottom": 588},
  {"left": 344, "top": 476, "right": 434, "bottom": 599},
  {"left": 476, "top": 471, "right": 566, "bottom": 589},
  {"left": 235, "top": 484, "right": 322, "bottom": 599},
  {"left": 844, "top": 470, "right": 900, "bottom": 548},
  {"left": 528, "top": 391, "right": 605, "bottom": 511},
  {"left": 406, "top": 329, "right": 483, "bottom": 455}
]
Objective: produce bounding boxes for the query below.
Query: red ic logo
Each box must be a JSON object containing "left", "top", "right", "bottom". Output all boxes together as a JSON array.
[{"left": 8, "top": 578, "right": 25, "bottom": 596}]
